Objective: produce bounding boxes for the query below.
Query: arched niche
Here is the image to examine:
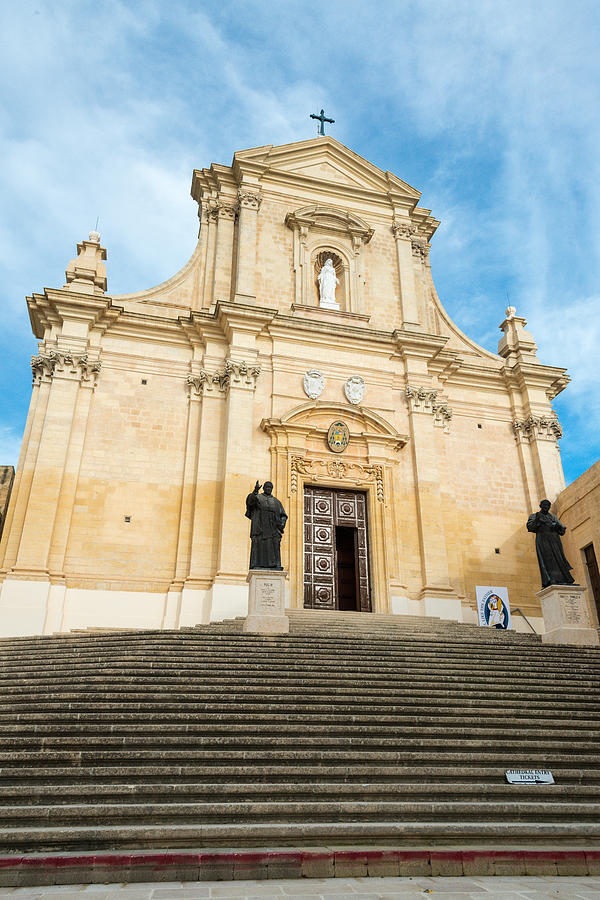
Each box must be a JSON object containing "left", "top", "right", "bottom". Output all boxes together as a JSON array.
[
  {"left": 285, "top": 205, "right": 374, "bottom": 313},
  {"left": 261, "top": 401, "right": 408, "bottom": 613}
]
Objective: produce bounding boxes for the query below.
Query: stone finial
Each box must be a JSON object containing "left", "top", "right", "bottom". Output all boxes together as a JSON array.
[
  {"left": 498, "top": 307, "right": 538, "bottom": 364},
  {"left": 64, "top": 234, "right": 108, "bottom": 295}
]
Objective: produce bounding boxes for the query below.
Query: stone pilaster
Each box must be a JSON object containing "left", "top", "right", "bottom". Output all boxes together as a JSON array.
[
  {"left": 180, "top": 362, "right": 230, "bottom": 624},
  {"left": 404, "top": 383, "right": 458, "bottom": 618},
  {"left": 215, "top": 358, "right": 261, "bottom": 579},
  {"left": 499, "top": 307, "right": 569, "bottom": 503},
  {"left": 235, "top": 189, "right": 262, "bottom": 302},
  {"left": 392, "top": 219, "right": 421, "bottom": 330},
  {"left": 13, "top": 351, "right": 101, "bottom": 578},
  {"left": 212, "top": 199, "right": 238, "bottom": 302}
]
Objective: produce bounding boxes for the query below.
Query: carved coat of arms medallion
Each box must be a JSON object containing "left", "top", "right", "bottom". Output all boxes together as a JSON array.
[
  {"left": 303, "top": 369, "right": 325, "bottom": 400},
  {"left": 344, "top": 375, "right": 365, "bottom": 405},
  {"left": 327, "top": 420, "right": 350, "bottom": 454}
]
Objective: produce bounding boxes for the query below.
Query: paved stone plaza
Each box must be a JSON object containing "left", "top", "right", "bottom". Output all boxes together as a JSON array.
[{"left": 1, "top": 876, "right": 600, "bottom": 898}]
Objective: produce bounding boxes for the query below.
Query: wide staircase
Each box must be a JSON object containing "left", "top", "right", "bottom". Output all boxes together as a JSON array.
[{"left": 1, "top": 609, "right": 600, "bottom": 879}]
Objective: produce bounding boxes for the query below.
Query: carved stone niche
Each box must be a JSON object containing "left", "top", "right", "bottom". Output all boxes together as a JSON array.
[
  {"left": 285, "top": 205, "right": 374, "bottom": 313},
  {"left": 313, "top": 250, "right": 345, "bottom": 309}
]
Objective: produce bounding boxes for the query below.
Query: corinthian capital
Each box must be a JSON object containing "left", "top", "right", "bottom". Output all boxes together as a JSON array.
[
  {"left": 392, "top": 219, "right": 416, "bottom": 240},
  {"left": 225, "top": 358, "right": 261, "bottom": 388},
  {"left": 216, "top": 200, "right": 239, "bottom": 220},
  {"left": 31, "top": 350, "right": 101, "bottom": 386},
  {"left": 237, "top": 189, "right": 263, "bottom": 210},
  {"left": 513, "top": 414, "right": 562, "bottom": 444},
  {"left": 405, "top": 384, "right": 438, "bottom": 413},
  {"left": 411, "top": 238, "right": 430, "bottom": 261}
]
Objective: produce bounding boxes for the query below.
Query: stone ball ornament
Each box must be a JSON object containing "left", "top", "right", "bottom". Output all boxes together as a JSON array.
[{"left": 344, "top": 375, "right": 365, "bottom": 405}]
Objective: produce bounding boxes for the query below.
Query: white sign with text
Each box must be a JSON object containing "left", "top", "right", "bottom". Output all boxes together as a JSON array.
[{"left": 506, "top": 770, "right": 554, "bottom": 784}]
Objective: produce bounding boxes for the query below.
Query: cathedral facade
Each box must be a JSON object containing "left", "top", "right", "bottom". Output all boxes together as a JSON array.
[{"left": 0, "top": 137, "right": 569, "bottom": 636}]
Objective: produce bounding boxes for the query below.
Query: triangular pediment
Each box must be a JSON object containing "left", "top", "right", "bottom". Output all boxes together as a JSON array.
[{"left": 233, "top": 137, "right": 421, "bottom": 202}]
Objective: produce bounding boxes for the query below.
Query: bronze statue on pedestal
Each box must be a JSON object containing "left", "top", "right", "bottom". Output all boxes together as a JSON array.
[
  {"left": 527, "top": 499, "right": 574, "bottom": 589},
  {"left": 245, "top": 481, "right": 287, "bottom": 570}
]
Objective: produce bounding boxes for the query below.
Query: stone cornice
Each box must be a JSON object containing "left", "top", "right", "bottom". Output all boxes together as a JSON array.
[
  {"left": 503, "top": 361, "right": 570, "bottom": 401},
  {"left": 285, "top": 205, "right": 374, "bottom": 245},
  {"left": 27, "top": 290, "right": 121, "bottom": 340},
  {"left": 393, "top": 328, "right": 449, "bottom": 362},
  {"left": 215, "top": 301, "right": 278, "bottom": 343},
  {"left": 261, "top": 401, "right": 408, "bottom": 453}
]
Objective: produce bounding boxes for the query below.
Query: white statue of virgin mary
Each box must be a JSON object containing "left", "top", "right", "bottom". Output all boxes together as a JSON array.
[{"left": 317, "top": 258, "right": 340, "bottom": 309}]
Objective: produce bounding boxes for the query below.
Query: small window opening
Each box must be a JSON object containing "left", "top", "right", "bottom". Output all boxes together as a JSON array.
[{"left": 124, "top": 516, "right": 131, "bottom": 523}]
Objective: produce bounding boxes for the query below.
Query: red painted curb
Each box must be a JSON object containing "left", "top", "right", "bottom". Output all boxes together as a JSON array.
[{"left": 0, "top": 848, "right": 596, "bottom": 881}]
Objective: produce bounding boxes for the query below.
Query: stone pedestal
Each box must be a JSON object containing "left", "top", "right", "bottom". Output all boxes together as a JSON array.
[
  {"left": 538, "top": 584, "right": 599, "bottom": 646},
  {"left": 243, "top": 570, "right": 289, "bottom": 634}
]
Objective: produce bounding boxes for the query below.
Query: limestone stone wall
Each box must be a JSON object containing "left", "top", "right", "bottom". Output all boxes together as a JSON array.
[{"left": 555, "top": 460, "right": 600, "bottom": 623}]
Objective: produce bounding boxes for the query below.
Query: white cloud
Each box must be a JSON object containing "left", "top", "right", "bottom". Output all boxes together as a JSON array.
[
  {"left": 0, "top": 0, "right": 598, "bottom": 479},
  {"left": 0, "top": 426, "right": 24, "bottom": 469}
]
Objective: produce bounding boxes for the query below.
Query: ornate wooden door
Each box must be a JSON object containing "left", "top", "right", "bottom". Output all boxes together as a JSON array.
[
  {"left": 303, "top": 486, "right": 371, "bottom": 611},
  {"left": 304, "top": 487, "right": 336, "bottom": 609}
]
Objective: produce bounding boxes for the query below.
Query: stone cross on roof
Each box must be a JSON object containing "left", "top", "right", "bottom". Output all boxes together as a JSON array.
[{"left": 310, "top": 108, "right": 335, "bottom": 135}]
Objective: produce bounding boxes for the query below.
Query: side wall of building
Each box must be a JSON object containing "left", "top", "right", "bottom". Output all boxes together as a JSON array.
[{"left": 555, "top": 461, "right": 600, "bottom": 625}]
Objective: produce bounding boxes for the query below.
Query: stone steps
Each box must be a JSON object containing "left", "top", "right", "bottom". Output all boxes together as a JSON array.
[
  {"left": 4, "top": 799, "right": 600, "bottom": 828},
  {"left": 1, "top": 735, "right": 598, "bottom": 752},
  {"left": 2, "top": 821, "right": 600, "bottom": 853},
  {"left": 0, "top": 616, "right": 599, "bottom": 858},
  {"left": 2, "top": 668, "right": 597, "bottom": 685},
  {"left": 2, "top": 721, "right": 597, "bottom": 738},
  {"left": 3, "top": 781, "right": 600, "bottom": 802},
  {"left": 0, "top": 764, "right": 594, "bottom": 785}
]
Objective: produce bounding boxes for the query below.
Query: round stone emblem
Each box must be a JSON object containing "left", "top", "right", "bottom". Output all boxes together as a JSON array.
[{"left": 327, "top": 421, "right": 349, "bottom": 454}]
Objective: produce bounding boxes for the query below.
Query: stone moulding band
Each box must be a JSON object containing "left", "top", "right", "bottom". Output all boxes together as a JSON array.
[{"left": 0, "top": 848, "right": 597, "bottom": 885}]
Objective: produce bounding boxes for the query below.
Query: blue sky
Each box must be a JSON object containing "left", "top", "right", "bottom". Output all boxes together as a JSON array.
[{"left": 1, "top": 0, "right": 599, "bottom": 484}]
